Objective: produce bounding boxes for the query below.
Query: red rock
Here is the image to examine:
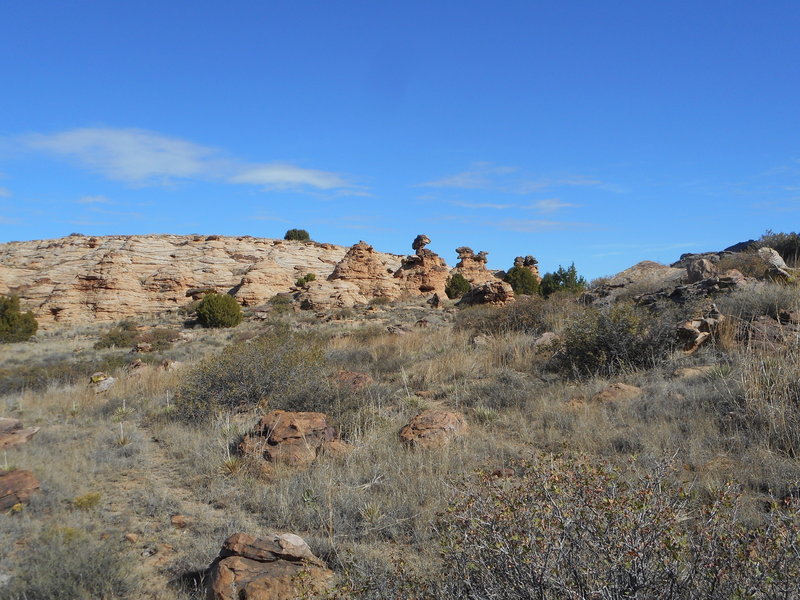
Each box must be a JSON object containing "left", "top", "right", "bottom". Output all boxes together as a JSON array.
[
  {"left": 399, "top": 410, "right": 468, "bottom": 449},
  {"left": 0, "top": 469, "right": 40, "bottom": 511},
  {"left": 0, "top": 418, "right": 39, "bottom": 449}
]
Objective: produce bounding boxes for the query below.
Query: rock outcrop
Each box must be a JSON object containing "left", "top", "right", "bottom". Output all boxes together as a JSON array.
[
  {"left": 457, "top": 281, "right": 515, "bottom": 306},
  {"left": 239, "top": 410, "right": 350, "bottom": 467},
  {"left": 0, "top": 235, "right": 402, "bottom": 327},
  {"left": 453, "top": 247, "right": 495, "bottom": 284},
  {"left": 393, "top": 235, "right": 450, "bottom": 297},
  {"left": 328, "top": 241, "right": 402, "bottom": 300},
  {"left": 399, "top": 409, "right": 468, "bottom": 448},
  {"left": 513, "top": 255, "right": 542, "bottom": 282},
  {"left": 207, "top": 532, "right": 334, "bottom": 600},
  {"left": 294, "top": 280, "right": 368, "bottom": 310}
]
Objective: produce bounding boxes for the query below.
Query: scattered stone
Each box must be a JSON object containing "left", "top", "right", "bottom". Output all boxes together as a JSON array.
[
  {"left": 591, "top": 383, "right": 642, "bottom": 403},
  {"left": 207, "top": 532, "right": 334, "bottom": 600},
  {"left": 89, "top": 372, "right": 116, "bottom": 393},
  {"left": 124, "top": 533, "right": 140, "bottom": 543},
  {"left": 239, "top": 410, "right": 350, "bottom": 467},
  {"left": 0, "top": 418, "right": 39, "bottom": 449},
  {"left": 456, "top": 281, "right": 515, "bottom": 307},
  {"left": 0, "top": 469, "right": 40, "bottom": 511},
  {"left": 133, "top": 341, "right": 152, "bottom": 353},
  {"left": 686, "top": 258, "right": 718, "bottom": 283},
  {"left": 333, "top": 371, "right": 374, "bottom": 392},
  {"left": 170, "top": 514, "right": 194, "bottom": 529},
  {"left": 399, "top": 409, "right": 468, "bottom": 448},
  {"left": 490, "top": 468, "right": 516, "bottom": 479},
  {"left": 677, "top": 304, "right": 724, "bottom": 354}
]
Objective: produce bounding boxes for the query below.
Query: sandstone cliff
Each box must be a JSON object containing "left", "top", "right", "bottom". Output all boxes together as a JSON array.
[{"left": 0, "top": 234, "right": 403, "bottom": 326}]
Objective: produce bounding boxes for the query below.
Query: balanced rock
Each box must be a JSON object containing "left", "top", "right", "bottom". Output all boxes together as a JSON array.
[
  {"left": 513, "top": 255, "right": 542, "bottom": 282},
  {"left": 453, "top": 247, "right": 495, "bottom": 284},
  {"left": 0, "top": 469, "right": 40, "bottom": 511},
  {"left": 394, "top": 235, "right": 450, "bottom": 297},
  {"left": 328, "top": 241, "right": 402, "bottom": 300},
  {"left": 456, "top": 281, "right": 515, "bottom": 306},
  {"left": 239, "top": 410, "right": 349, "bottom": 467},
  {"left": 0, "top": 418, "right": 39, "bottom": 449},
  {"left": 207, "top": 532, "right": 334, "bottom": 600},
  {"left": 399, "top": 410, "right": 468, "bottom": 448}
]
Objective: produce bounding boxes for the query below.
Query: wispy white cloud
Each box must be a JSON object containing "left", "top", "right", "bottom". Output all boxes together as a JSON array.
[
  {"left": 492, "top": 219, "right": 597, "bottom": 233},
  {"left": 17, "top": 127, "right": 358, "bottom": 192},
  {"left": 417, "top": 162, "right": 608, "bottom": 194},
  {"left": 77, "top": 195, "right": 113, "bottom": 204},
  {"left": 230, "top": 164, "right": 350, "bottom": 190},
  {"left": 0, "top": 215, "right": 21, "bottom": 224},
  {"left": 529, "top": 198, "right": 580, "bottom": 213},
  {"left": 450, "top": 200, "right": 515, "bottom": 210},
  {"left": 0, "top": 187, "right": 10, "bottom": 198},
  {"left": 23, "top": 128, "right": 222, "bottom": 183}
]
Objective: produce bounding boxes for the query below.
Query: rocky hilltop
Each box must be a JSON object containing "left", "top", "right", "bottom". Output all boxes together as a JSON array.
[
  {"left": 0, "top": 234, "right": 402, "bottom": 326},
  {"left": 0, "top": 233, "right": 520, "bottom": 327}
]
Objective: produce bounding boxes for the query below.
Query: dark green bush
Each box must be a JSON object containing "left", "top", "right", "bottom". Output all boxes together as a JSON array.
[
  {"left": 172, "top": 328, "right": 334, "bottom": 421},
  {"left": 455, "top": 295, "right": 549, "bottom": 336},
  {"left": 0, "top": 295, "right": 38, "bottom": 342},
  {"left": 540, "top": 262, "right": 586, "bottom": 297},
  {"left": 295, "top": 272, "right": 317, "bottom": 287},
  {"left": 444, "top": 273, "right": 471, "bottom": 299},
  {"left": 94, "top": 320, "right": 138, "bottom": 349},
  {"left": 195, "top": 293, "right": 243, "bottom": 328},
  {"left": 503, "top": 265, "right": 540, "bottom": 295},
  {"left": 284, "top": 228, "right": 311, "bottom": 241},
  {"left": 557, "top": 302, "right": 676, "bottom": 378}
]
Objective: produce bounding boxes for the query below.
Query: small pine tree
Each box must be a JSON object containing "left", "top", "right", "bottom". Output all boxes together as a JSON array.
[
  {"left": 0, "top": 295, "right": 38, "bottom": 342},
  {"left": 504, "top": 266, "right": 540, "bottom": 296},
  {"left": 540, "top": 263, "right": 587, "bottom": 297},
  {"left": 445, "top": 273, "right": 471, "bottom": 299},
  {"left": 196, "top": 293, "right": 243, "bottom": 328},
  {"left": 284, "top": 229, "right": 311, "bottom": 241}
]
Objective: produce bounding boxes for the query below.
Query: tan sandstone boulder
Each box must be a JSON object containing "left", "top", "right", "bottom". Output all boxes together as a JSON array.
[
  {"left": 294, "top": 280, "right": 368, "bottom": 311},
  {"left": 399, "top": 410, "right": 468, "bottom": 448},
  {"left": 207, "top": 532, "right": 334, "bottom": 600},
  {"left": 591, "top": 383, "right": 642, "bottom": 403},
  {"left": 239, "top": 410, "right": 349, "bottom": 467}
]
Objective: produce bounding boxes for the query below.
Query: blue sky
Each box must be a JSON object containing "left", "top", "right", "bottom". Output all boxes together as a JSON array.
[{"left": 1, "top": 1, "right": 798, "bottom": 279}]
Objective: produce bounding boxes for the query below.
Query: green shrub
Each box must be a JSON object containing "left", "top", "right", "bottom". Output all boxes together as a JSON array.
[
  {"left": 503, "top": 265, "right": 540, "bottom": 295},
  {"left": 172, "top": 328, "right": 334, "bottom": 421},
  {"left": 284, "top": 228, "right": 311, "bottom": 241},
  {"left": 295, "top": 272, "right": 317, "bottom": 287},
  {"left": 456, "top": 296, "right": 548, "bottom": 335},
  {"left": 444, "top": 273, "right": 471, "bottom": 299},
  {"left": 268, "top": 294, "right": 294, "bottom": 314},
  {"left": 540, "top": 262, "right": 586, "bottom": 297},
  {"left": 195, "top": 293, "right": 243, "bottom": 328},
  {"left": 0, "top": 295, "right": 38, "bottom": 342},
  {"left": 557, "top": 302, "right": 676, "bottom": 378},
  {"left": 94, "top": 320, "right": 138, "bottom": 349}
]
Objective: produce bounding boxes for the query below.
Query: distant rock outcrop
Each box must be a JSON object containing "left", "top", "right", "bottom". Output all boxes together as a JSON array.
[
  {"left": 453, "top": 247, "right": 495, "bottom": 284},
  {"left": 0, "top": 235, "right": 402, "bottom": 326},
  {"left": 457, "top": 281, "right": 515, "bottom": 307},
  {"left": 329, "top": 241, "right": 402, "bottom": 300},
  {"left": 393, "top": 235, "right": 450, "bottom": 297},
  {"left": 513, "top": 255, "right": 542, "bottom": 282}
]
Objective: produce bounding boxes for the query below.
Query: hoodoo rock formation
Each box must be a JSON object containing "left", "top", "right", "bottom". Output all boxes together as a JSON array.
[
  {"left": 453, "top": 247, "right": 495, "bottom": 284},
  {"left": 328, "top": 241, "right": 402, "bottom": 300},
  {"left": 513, "top": 255, "right": 542, "bottom": 282},
  {"left": 393, "top": 235, "right": 450, "bottom": 297}
]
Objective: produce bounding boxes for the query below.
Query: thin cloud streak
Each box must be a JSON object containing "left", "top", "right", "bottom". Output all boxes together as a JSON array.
[
  {"left": 77, "top": 195, "right": 113, "bottom": 204},
  {"left": 0, "top": 187, "right": 10, "bottom": 198}
]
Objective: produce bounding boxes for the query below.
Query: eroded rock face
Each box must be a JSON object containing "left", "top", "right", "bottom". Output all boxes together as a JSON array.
[
  {"left": 394, "top": 235, "right": 450, "bottom": 297},
  {"left": 329, "top": 241, "right": 402, "bottom": 300},
  {"left": 239, "top": 410, "right": 349, "bottom": 467},
  {"left": 399, "top": 410, "right": 468, "bottom": 448},
  {"left": 0, "top": 235, "right": 402, "bottom": 327},
  {"left": 0, "top": 469, "right": 40, "bottom": 511},
  {"left": 456, "top": 281, "right": 515, "bottom": 307},
  {"left": 294, "top": 280, "right": 368, "bottom": 311},
  {"left": 207, "top": 532, "right": 334, "bottom": 600},
  {"left": 453, "top": 247, "right": 495, "bottom": 284}
]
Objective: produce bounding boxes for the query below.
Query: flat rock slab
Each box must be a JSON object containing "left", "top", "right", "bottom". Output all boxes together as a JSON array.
[
  {"left": 0, "top": 418, "right": 39, "bottom": 449},
  {"left": 0, "top": 469, "right": 40, "bottom": 511}
]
